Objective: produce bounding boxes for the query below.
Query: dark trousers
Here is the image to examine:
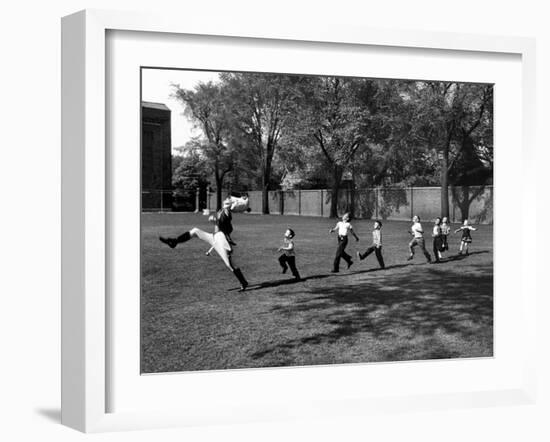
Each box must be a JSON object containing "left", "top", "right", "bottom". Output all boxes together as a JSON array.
[
  {"left": 333, "top": 236, "right": 352, "bottom": 271},
  {"left": 433, "top": 236, "right": 443, "bottom": 261},
  {"left": 441, "top": 235, "right": 448, "bottom": 251},
  {"left": 278, "top": 254, "right": 301, "bottom": 279},
  {"left": 359, "top": 245, "right": 385, "bottom": 269}
]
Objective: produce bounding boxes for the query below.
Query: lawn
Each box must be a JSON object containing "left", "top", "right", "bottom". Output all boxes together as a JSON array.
[{"left": 141, "top": 212, "right": 493, "bottom": 373}]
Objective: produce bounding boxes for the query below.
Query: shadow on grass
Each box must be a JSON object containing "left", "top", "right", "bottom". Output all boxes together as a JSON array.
[
  {"left": 443, "top": 250, "right": 489, "bottom": 262},
  {"left": 251, "top": 262, "right": 493, "bottom": 361},
  {"left": 229, "top": 262, "right": 424, "bottom": 292}
]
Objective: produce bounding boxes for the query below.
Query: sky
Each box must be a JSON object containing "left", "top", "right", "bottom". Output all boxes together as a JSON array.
[{"left": 141, "top": 68, "right": 221, "bottom": 151}]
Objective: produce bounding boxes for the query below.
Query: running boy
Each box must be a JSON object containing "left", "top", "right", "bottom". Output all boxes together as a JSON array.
[
  {"left": 407, "top": 215, "right": 432, "bottom": 263},
  {"left": 454, "top": 219, "right": 477, "bottom": 255},
  {"left": 329, "top": 213, "right": 359, "bottom": 273},
  {"left": 432, "top": 217, "right": 443, "bottom": 263},
  {"left": 277, "top": 228, "right": 301, "bottom": 280},
  {"left": 356, "top": 220, "right": 385, "bottom": 269}
]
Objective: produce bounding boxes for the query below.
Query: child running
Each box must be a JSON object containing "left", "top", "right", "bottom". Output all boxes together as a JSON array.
[
  {"left": 356, "top": 220, "right": 385, "bottom": 269},
  {"left": 407, "top": 215, "right": 432, "bottom": 263},
  {"left": 329, "top": 213, "right": 359, "bottom": 273},
  {"left": 441, "top": 216, "right": 451, "bottom": 253},
  {"left": 455, "top": 219, "right": 477, "bottom": 255},
  {"left": 432, "top": 217, "right": 443, "bottom": 263},
  {"left": 277, "top": 228, "right": 301, "bottom": 280}
]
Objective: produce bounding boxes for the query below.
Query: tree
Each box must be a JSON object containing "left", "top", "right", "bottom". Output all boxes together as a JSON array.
[
  {"left": 171, "top": 141, "right": 210, "bottom": 211},
  {"left": 221, "top": 73, "right": 302, "bottom": 214},
  {"left": 293, "top": 77, "right": 376, "bottom": 218},
  {"left": 172, "top": 81, "right": 234, "bottom": 210},
  {"left": 408, "top": 81, "right": 493, "bottom": 218}
]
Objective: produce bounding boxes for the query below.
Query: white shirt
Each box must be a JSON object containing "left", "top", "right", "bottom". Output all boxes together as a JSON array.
[
  {"left": 411, "top": 222, "right": 424, "bottom": 238},
  {"left": 372, "top": 229, "right": 382, "bottom": 246},
  {"left": 336, "top": 221, "right": 353, "bottom": 237}
]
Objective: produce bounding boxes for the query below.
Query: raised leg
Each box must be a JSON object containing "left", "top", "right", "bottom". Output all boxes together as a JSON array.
[{"left": 358, "top": 246, "right": 375, "bottom": 261}]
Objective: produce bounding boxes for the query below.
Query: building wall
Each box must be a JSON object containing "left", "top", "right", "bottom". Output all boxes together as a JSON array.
[{"left": 141, "top": 105, "right": 172, "bottom": 211}]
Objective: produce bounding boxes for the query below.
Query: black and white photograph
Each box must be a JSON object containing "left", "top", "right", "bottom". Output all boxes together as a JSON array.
[
  {"left": 141, "top": 68, "right": 493, "bottom": 374},
  {"left": 5, "top": 0, "right": 550, "bottom": 439}
]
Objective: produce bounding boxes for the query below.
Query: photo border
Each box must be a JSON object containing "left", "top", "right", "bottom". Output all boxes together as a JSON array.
[{"left": 61, "top": 9, "right": 537, "bottom": 433}]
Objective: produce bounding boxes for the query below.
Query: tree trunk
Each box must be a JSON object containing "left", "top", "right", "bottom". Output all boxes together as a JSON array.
[
  {"left": 215, "top": 175, "right": 223, "bottom": 211},
  {"left": 459, "top": 185, "right": 470, "bottom": 222},
  {"left": 329, "top": 165, "right": 343, "bottom": 218},
  {"left": 441, "top": 144, "right": 450, "bottom": 219},
  {"left": 262, "top": 184, "right": 269, "bottom": 214},
  {"left": 349, "top": 172, "right": 355, "bottom": 219},
  {"left": 261, "top": 152, "right": 273, "bottom": 215},
  {"left": 261, "top": 170, "right": 270, "bottom": 215}
]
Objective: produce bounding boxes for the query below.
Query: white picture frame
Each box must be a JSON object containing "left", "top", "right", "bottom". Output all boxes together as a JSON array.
[{"left": 61, "top": 9, "right": 537, "bottom": 433}]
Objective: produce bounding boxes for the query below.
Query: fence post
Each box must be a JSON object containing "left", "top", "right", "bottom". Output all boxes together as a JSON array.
[
  {"left": 280, "top": 190, "right": 284, "bottom": 215},
  {"left": 298, "top": 189, "right": 302, "bottom": 216},
  {"left": 320, "top": 189, "right": 323, "bottom": 217},
  {"left": 410, "top": 187, "right": 414, "bottom": 219},
  {"left": 375, "top": 187, "right": 379, "bottom": 220},
  {"left": 194, "top": 189, "right": 200, "bottom": 213}
]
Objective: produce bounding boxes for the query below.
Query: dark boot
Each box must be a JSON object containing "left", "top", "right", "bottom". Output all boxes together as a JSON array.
[
  {"left": 159, "top": 237, "right": 175, "bottom": 248},
  {"left": 159, "top": 231, "right": 191, "bottom": 249},
  {"left": 176, "top": 231, "right": 191, "bottom": 243},
  {"left": 233, "top": 268, "right": 248, "bottom": 291}
]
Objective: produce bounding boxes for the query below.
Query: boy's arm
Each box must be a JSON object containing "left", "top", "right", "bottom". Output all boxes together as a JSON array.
[
  {"left": 454, "top": 227, "right": 462, "bottom": 233},
  {"left": 329, "top": 223, "right": 338, "bottom": 233},
  {"left": 351, "top": 227, "right": 359, "bottom": 241}
]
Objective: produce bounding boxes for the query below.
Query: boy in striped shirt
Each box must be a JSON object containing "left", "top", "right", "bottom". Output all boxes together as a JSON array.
[
  {"left": 277, "top": 228, "right": 301, "bottom": 280},
  {"left": 356, "top": 220, "right": 385, "bottom": 269}
]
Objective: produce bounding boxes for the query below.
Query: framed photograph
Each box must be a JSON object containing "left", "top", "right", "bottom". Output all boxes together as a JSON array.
[{"left": 61, "top": 9, "right": 537, "bottom": 433}]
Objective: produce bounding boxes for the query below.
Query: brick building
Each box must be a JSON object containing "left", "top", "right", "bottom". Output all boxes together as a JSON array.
[{"left": 141, "top": 101, "right": 172, "bottom": 211}]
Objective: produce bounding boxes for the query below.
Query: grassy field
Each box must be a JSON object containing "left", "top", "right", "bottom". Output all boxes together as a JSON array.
[{"left": 141, "top": 213, "right": 493, "bottom": 373}]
